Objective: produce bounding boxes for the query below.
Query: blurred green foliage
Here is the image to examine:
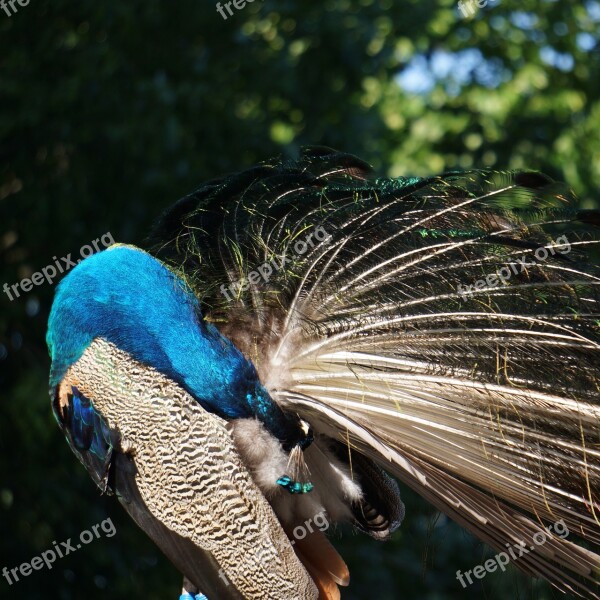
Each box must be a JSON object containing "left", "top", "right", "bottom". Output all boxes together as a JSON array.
[{"left": 1, "top": 0, "right": 598, "bottom": 598}]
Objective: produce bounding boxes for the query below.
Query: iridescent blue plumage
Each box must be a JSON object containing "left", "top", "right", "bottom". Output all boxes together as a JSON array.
[
  {"left": 46, "top": 245, "right": 307, "bottom": 449},
  {"left": 70, "top": 387, "right": 112, "bottom": 460}
]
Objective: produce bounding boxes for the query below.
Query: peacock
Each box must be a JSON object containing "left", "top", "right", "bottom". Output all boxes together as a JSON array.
[{"left": 47, "top": 147, "right": 600, "bottom": 599}]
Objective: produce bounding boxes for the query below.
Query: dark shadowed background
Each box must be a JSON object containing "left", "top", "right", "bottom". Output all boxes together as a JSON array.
[{"left": 1, "top": 0, "right": 599, "bottom": 598}]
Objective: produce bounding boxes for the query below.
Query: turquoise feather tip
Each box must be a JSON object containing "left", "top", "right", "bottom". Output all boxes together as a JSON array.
[{"left": 276, "top": 475, "right": 314, "bottom": 494}]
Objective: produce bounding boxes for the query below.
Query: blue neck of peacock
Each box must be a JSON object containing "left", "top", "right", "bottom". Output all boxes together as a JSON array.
[{"left": 46, "top": 245, "right": 308, "bottom": 450}]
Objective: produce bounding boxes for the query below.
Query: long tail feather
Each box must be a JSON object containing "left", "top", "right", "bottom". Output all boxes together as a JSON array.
[{"left": 149, "top": 147, "right": 600, "bottom": 598}]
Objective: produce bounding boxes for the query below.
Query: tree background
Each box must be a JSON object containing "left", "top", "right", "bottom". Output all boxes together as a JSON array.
[{"left": 1, "top": 0, "right": 599, "bottom": 598}]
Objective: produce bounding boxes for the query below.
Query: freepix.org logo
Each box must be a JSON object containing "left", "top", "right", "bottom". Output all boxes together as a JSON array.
[
  {"left": 216, "top": 510, "right": 330, "bottom": 587},
  {"left": 220, "top": 225, "right": 331, "bottom": 302},
  {"left": 457, "top": 235, "right": 571, "bottom": 300},
  {"left": 2, "top": 517, "right": 116, "bottom": 587},
  {"left": 456, "top": 518, "right": 569, "bottom": 588},
  {"left": 1, "top": 0, "right": 30, "bottom": 18},
  {"left": 3, "top": 232, "right": 115, "bottom": 302}
]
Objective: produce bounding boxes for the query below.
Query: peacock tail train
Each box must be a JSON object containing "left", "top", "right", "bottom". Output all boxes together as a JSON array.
[{"left": 143, "top": 147, "right": 600, "bottom": 598}]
